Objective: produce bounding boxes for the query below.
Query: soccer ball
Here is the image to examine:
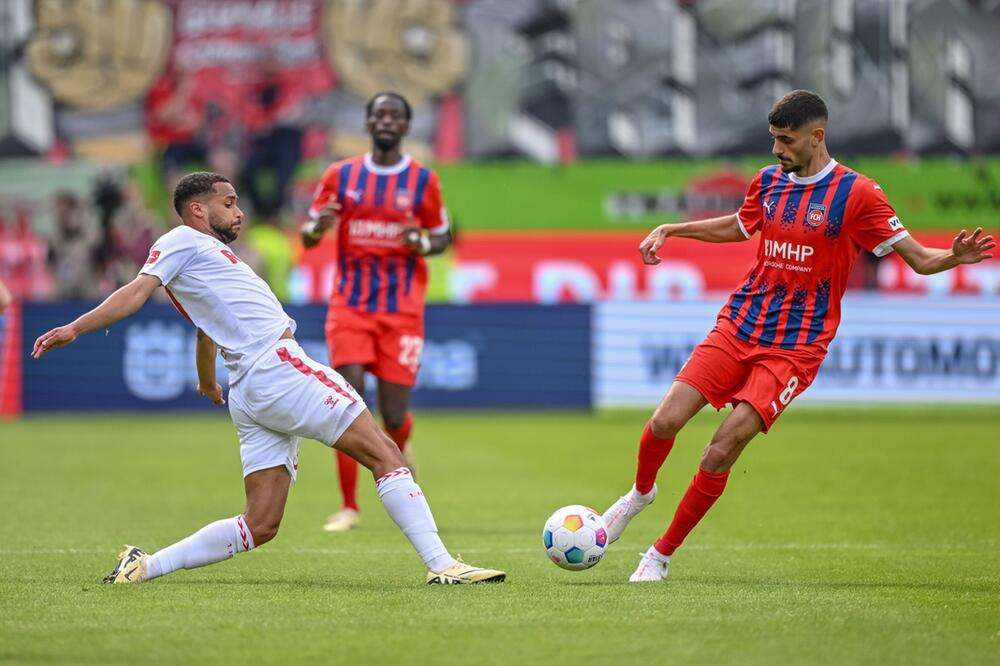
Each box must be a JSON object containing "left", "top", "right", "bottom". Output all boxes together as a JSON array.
[{"left": 542, "top": 505, "right": 608, "bottom": 571}]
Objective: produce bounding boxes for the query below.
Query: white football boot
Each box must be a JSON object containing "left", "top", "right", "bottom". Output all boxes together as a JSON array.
[
  {"left": 426, "top": 556, "right": 506, "bottom": 585},
  {"left": 103, "top": 545, "right": 149, "bottom": 584},
  {"left": 601, "top": 484, "right": 657, "bottom": 545},
  {"left": 629, "top": 547, "right": 670, "bottom": 582}
]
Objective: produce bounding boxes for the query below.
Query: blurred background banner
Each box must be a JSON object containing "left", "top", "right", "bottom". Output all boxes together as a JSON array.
[
  {"left": 19, "top": 303, "right": 592, "bottom": 411},
  {"left": 17, "top": 295, "right": 999, "bottom": 413},
  {"left": 595, "top": 296, "right": 1000, "bottom": 408}
]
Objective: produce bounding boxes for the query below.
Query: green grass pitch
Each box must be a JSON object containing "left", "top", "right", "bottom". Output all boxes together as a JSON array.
[{"left": 2, "top": 407, "right": 998, "bottom": 665}]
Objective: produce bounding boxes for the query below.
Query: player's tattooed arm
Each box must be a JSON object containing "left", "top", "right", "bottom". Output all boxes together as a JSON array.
[
  {"left": 893, "top": 227, "right": 995, "bottom": 275},
  {"left": 639, "top": 213, "right": 745, "bottom": 265},
  {"left": 31, "top": 274, "right": 161, "bottom": 358},
  {"left": 195, "top": 328, "right": 224, "bottom": 405}
]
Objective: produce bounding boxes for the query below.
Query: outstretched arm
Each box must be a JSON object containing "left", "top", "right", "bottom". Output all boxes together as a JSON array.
[
  {"left": 639, "top": 213, "right": 746, "bottom": 265},
  {"left": 893, "top": 227, "right": 995, "bottom": 275},
  {"left": 31, "top": 274, "right": 161, "bottom": 358},
  {"left": 195, "top": 328, "right": 225, "bottom": 405}
]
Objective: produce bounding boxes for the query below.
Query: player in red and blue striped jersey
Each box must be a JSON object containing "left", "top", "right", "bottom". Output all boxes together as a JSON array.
[
  {"left": 601, "top": 90, "right": 995, "bottom": 582},
  {"left": 302, "top": 92, "right": 451, "bottom": 532}
]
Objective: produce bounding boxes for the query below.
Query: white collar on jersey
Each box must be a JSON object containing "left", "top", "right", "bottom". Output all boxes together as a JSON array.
[
  {"left": 363, "top": 153, "right": 412, "bottom": 175},
  {"left": 787, "top": 158, "right": 838, "bottom": 185}
]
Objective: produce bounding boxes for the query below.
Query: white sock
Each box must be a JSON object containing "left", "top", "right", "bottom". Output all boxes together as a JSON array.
[
  {"left": 376, "top": 468, "right": 456, "bottom": 573},
  {"left": 645, "top": 545, "right": 671, "bottom": 563},
  {"left": 146, "top": 515, "right": 255, "bottom": 580},
  {"left": 629, "top": 485, "right": 656, "bottom": 504}
]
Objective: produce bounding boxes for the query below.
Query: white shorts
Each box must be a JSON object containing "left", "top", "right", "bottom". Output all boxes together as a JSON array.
[{"left": 228, "top": 338, "right": 367, "bottom": 482}]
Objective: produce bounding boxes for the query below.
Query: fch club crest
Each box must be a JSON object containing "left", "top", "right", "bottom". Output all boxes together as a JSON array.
[
  {"left": 395, "top": 189, "right": 414, "bottom": 211},
  {"left": 805, "top": 202, "right": 827, "bottom": 228}
]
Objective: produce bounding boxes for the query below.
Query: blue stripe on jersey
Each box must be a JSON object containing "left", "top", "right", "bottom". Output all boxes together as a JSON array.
[
  {"left": 347, "top": 257, "right": 364, "bottom": 307},
  {"left": 404, "top": 254, "right": 416, "bottom": 295},
  {"left": 779, "top": 183, "right": 809, "bottom": 228},
  {"left": 805, "top": 279, "right": 832, "bottom": 344},
  {"left": 824, "top": 171, "right": 857, "bottom": 239},
  {"left": 757, "top": 282, "right": 788, "bottom": 347},
  {"left": 354, "top": 163, "right": 370, "bottom": 206},
  {"left": 385, "top": 258, "right": 399, "bottom": 314},
  {"left": 412, "top": 168, "right": 431, "bottom": 211},
  {"left": 337, "top": 249, "right": 348, "bottom": 294},
  {"left": 395, "top": 166, "right": 411, "bottom": 209},
  {"left": 758, "top": 166, "right": 779, "bottom": 207},
  {"left": 337, "top": 163, "right": 352, "bottom": 204},
  {"left": 366, "top": 256, "right": 381, "bottom": 312},
  {"left": 780, "top": 286, "right": 809, "bottom": 350},
  {"left": 763, "top": 177, "right": 793, "bottom": 225},
  {"left": 736, "top": 281, "right": 769, "bottom": 343},
  {"left": 373, "top": 174, "right": 389, "bottom": 207},
  {"left": 727, "top": 271, "right": 757, "bottom": 321}
]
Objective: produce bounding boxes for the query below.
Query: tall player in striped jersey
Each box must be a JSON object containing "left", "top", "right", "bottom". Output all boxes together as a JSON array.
[
  {"left": 31, "top": 172, "right": 504, "bottom": 585},
  {"left": 302, "top": 92, "right": 451, "bottom": 532},
  {"left": 600, "top": 90, "right": 995, "bottom": 582}
]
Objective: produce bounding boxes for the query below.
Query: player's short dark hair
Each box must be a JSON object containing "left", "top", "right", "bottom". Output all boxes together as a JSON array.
[
  {"left": 173, "top": 172, "right": 230, "bottom": 216},
  {"left": 768, "top": 90, "right": 828, "bottom": 130},
  {"left": 366, "top": 91, "right": 412, "bottom": 121}
]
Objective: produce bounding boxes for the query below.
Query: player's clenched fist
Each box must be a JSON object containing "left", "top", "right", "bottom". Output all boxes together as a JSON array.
[
  {"left": 639, "top": 225, "right": 671, "bottom": 265},
  {"left": 197, "top": 382, "right": 225, "bottom": 406},
  {"left": 32, "top": 326, "right": 77, "bottom": 358},
  {"left": 401, "top": 224, "right": 425, "bottom": 253},
  {"left": 303, "top": 200, "right": 342, "bottom": 239}
]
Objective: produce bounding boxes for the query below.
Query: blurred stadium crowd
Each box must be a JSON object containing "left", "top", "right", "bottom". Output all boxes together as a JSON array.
[{"left": 2, "top": 0, "right": 1000, "bottom": 305}]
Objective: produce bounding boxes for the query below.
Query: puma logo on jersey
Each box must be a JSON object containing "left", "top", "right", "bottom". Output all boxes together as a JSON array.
[{"left": 764, "top": 198, "right": 778, "bottom": 219}]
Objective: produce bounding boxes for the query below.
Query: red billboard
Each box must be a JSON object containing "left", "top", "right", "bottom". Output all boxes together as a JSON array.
[{"left": 293, "top": 231, "right": 1000, "bottom": 304}]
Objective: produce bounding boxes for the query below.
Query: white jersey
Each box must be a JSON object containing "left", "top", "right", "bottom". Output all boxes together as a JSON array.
[{"left": 139, "top": 225, "right": 295, "bottom": 384}]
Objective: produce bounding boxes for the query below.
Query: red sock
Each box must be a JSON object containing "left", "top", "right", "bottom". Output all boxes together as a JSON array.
[
  {"left": 654, "top": 467, "right": 730, "bottom": 556},
  {"left": 384, "top": 412, "right": 413, "bottom": 454},
  {"left": 335, "top": 450, "right": 359, "bottom": 511},
  {"left": 635, "top": 421, "right": 675, "bottom": 494}
]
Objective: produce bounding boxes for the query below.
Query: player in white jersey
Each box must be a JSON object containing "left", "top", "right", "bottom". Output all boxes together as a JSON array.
[{"left": 31, "top": 172, "right": 505, "bottom": 586}]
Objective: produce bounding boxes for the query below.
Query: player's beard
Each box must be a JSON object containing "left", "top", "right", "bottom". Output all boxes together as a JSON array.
[
  {"left": 781, "top": 147, "right": 810, "bottom": 173},
  {"left": 208, "top": 211, "right": 238, "bottom": 244}
]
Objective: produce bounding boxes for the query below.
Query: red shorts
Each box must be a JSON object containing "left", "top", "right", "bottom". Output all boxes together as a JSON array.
[
  {"left": 675, "top": 320, "right": 825, "bottom": 432},
  {"left": 324, "top": 307, "right": 424, "bottom": 387}
]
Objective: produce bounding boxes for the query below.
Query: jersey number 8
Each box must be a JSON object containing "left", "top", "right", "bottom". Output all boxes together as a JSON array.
[{"left": 770, "top": 376, "right": 799, "bottom": 417}]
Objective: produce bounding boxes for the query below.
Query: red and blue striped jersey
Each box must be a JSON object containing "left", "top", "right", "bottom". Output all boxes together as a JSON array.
[
  {"left": 721, "top": 160, "right": 909, "bottom": 352},
  {"left": 309, "top": 153, "right": 449, "bottom": 318}
]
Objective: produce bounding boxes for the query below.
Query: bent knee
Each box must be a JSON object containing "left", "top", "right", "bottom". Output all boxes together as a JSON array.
[
  {"left": 649, "top": 410, "right": 686, "bottom": 439},
  {"left": 700, "top": 438, "right": 742, "bottom": 473}
]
